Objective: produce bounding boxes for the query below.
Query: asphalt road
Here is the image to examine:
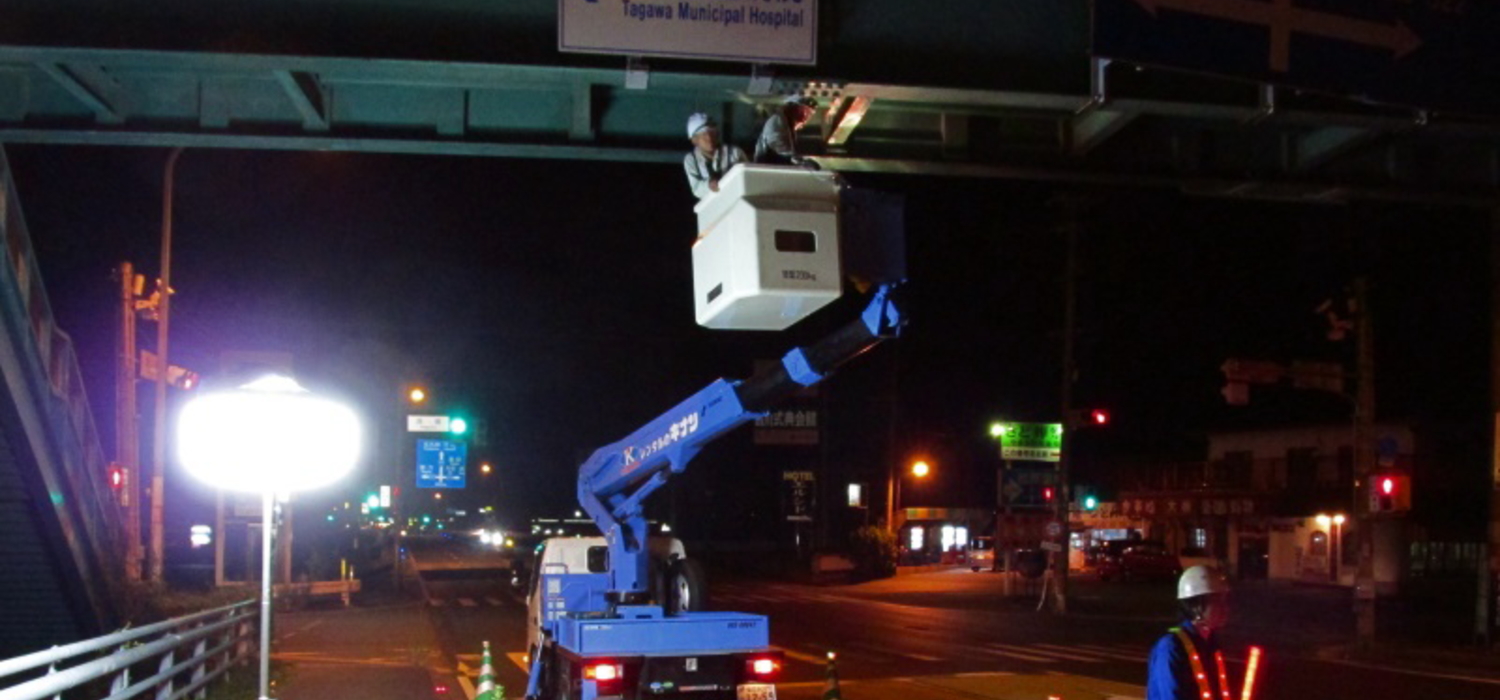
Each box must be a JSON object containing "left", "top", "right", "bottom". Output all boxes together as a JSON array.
[{"left": 274, "top": 537, "right": 1500, "bottom": 700}]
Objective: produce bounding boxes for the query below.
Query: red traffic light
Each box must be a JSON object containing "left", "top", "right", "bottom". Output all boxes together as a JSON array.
[
  {"left": 1380, "top": 476, "right": 1395, "bottom": 496},
  {"left": 1042, "top": 486, "right": 1055, "bottom": 502},
  {"left": 108, "top": 465, "right": 125, "bottom": 490},
  {"left": 1090, "top": 409, "right": 1109, "bottom": 425}
]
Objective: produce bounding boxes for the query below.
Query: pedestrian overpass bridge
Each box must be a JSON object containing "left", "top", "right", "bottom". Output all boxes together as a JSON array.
[
  {"left": 0, "top": 148, "right": 124, "bottom": 659},
  {"left": 0, "top": 0, "right": 1497, "bottom": 662}
]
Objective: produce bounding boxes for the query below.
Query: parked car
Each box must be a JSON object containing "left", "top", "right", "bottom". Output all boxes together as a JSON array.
[
  {"left": 1177, "top": 545, "right": 1222, "bottom": 572},
  {"left": 967, "top": 536, "right": 995, "bottom": 572},
  {"left": 1097, "top": 541, "right": 1181, "bottom": 581}
]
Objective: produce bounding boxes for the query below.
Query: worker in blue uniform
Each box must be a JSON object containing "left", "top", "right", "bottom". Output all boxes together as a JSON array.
[{"left": 1147, "top": 565, "right": 1233, "bottom": 700}]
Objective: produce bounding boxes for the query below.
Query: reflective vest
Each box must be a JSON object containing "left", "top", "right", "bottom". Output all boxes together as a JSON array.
[{"left": 1170, "top": 627, "right": 1231, "bottom": 700}]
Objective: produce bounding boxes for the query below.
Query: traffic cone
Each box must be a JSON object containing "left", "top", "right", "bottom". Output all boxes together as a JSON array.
[
  {"left": 822, "top": 651, "right": 842, "bottom": 700},
  {"left": 476, "top": 641, "right": 503, "bottom": 700}
]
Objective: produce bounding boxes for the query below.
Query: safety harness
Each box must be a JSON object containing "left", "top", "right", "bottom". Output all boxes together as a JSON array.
[{"left": 1170, "top": 627, "right": 1232, "bottom": 700}]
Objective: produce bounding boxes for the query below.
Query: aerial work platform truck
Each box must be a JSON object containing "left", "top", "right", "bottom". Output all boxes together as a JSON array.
[{"left": 525, "top": 166, "right": 905, "bottom": 700}]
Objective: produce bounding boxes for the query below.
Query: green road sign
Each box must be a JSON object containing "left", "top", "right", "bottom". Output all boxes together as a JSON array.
[{"left": 993, "top": 422, "right": 1063, "bottom": 462}]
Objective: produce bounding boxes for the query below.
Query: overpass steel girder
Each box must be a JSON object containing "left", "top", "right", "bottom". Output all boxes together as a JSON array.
[{"left": 0, "top": 45, "right": 1497, "bottom": 206}]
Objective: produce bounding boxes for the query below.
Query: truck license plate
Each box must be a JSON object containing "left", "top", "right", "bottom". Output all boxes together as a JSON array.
[{"left": 737, "top": 683, "right": 777, "bottom": 700}]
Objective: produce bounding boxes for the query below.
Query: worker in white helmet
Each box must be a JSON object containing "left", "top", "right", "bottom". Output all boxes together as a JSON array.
[
  {"left": 683, "top": 112, "right": 746, "bottom": 200},
  {"left": 753, "top": 95, "right": 819, "bottom": 168},
  {"left": 1147, "top": 565, "right": 1234, "bottom": 700}
]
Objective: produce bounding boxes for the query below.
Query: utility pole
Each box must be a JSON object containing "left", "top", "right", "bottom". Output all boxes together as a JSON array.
[
  {"left": 1352, "top": 275, "right": 1377, "bottom": 646},
  {"left": 116, "top": 261, "right": 143, "bottom": 581},
  {"left": 885, "top": 345, "right": 901, "bottom": 535},
  {"left": 1051, "top": 197, "right": 1081, "bottom": 615},
  {"left": 1483, "top": 207, "right": 1500, "bottom": 647},
  {"left": 149, "top": 147, "right": 183, "bottom": 583}
]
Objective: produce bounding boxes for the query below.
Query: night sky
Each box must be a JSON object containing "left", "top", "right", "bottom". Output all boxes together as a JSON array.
[{"left": 4, "top": 144, "right": 1493, "bottom": 539}]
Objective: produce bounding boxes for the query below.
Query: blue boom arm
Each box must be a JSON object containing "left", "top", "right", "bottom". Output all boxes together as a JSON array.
[{"left": 576, "top": 284, "right": 905, "bottom": 603}]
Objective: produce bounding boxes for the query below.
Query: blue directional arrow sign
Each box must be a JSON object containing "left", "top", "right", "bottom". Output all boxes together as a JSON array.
[
  {"left": 1094, "top": 0, "right": 1500, "bottom": 115},
  {"left": 415, "top": 439, "right": 467, "bottom": 489}
]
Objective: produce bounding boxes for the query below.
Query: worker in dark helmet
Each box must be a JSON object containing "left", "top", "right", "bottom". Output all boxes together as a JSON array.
[
  {"left": 1147, "top": 565, "right": 1233, "bottom": 700},
  {"left": 754, "top": 95, "right": 819, "bottom": 168},
  {"left": 683, "top": 112, "right": 747, "bottom": 199}
]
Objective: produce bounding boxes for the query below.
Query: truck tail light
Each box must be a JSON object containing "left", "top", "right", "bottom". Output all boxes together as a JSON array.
[
  {"left": 746, "top": 656, "right": 781, "bottom": 679},
  {"left": 584, "top": 663, "right": 623, "bottom": 682}
]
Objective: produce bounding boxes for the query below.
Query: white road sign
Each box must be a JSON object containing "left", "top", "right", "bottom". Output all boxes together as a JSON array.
[
  {"left": 407, "top": 415, "right": 451, "bottom": 433},
  {"left": 559, "top": 0, "right": 818, "bottom": 65}
]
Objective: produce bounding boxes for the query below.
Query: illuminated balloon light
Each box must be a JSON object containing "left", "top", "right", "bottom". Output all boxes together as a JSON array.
[{"left": 178, "top": 375, "right": 361, "bottom": 493}]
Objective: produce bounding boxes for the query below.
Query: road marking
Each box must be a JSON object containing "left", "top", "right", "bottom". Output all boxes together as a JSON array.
[
  {"left": 506, "top": 651, "right": 530, "bottom": 673},
  {"left": 458, "top": 598, "right": 478, "bottom": 607},
  {"left": 1029, "top": 643, "right": 1115, "bottom": 662},
  {"left": 955, "top": 671, "right": 1016, "bottom": 678},
  {"left": 776, "top": 647, "right": 828, "bottom": 666},
  {"left": 428, "top": 598, "right": 445, "bottom": 607},
  {"left": 979, "top": 645, "right": 1059, "bottom": 663},
  {"left": 1073, "top": 643, "right": 1148, "bottom": 662},
  {"left": 850, "top": 642, "right": 941, "bottom": 663},
  {"left": 277, "top": 618, "right": 324, "bottom": 642},
  {"left": 1322, "top": 658, "right": 1500, "bottom": 686},
  {"left": 457, "top": 672, "right": 477, "bottom": 700},
  {"left": 485, "top": 596, "right": 503, "bottom": 606}
]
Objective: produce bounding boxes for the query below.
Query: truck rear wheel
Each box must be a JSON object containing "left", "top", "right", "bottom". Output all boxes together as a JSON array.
[{"left": 664, "top": 558, "right": 708, "bottom": 616}]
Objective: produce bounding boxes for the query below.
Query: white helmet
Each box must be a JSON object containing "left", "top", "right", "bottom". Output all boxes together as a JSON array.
[
  {"left": 686, "top": 112, "right": 713, "bottom": 139},
  {"left": 1177, "top": 565, "right": 1229, "bottom": 600}
]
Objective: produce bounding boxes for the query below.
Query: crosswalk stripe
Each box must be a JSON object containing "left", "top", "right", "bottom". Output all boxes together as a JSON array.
[
  {"left": 428, "top": 599, "right": 445, "bottom": 607},
  {"left": 458, "top": 598, "right": 478, "bottom": 607},
  {"left": 1026, "top": 643, "right": 1113, "bottom": 662},
  {"left": 979, "top": 645, "right": 1058, "bottom": 663},
  {"left": 776, "top": 647, "right": 828, "bottom": 665},
  {"left": 1073, "top": 644, "right": 1148, "bottom": 661},
  {"left": 484, "top": 596, "right": 503, "bottom": 606},
  {"left": 850, "top": 642, "right": 942, "bottom": 663}
]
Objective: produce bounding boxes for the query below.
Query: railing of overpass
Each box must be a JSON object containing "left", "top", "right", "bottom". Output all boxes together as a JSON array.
[
  {"left": 0, "top": 599, "right": 257, "bottom": 700},
  {"left": 1, "top": 146, "right": 125, "bottom": 626}
]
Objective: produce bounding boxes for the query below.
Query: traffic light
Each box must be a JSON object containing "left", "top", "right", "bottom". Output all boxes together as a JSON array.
[
  {"left": 108, "top": 464, "right": 125, "bottom": 491},
  {"left": 449, "top": 417, "right": 469, "bottom": 436},
  {"left": 1042, "top": 486, "right": 1055, "bottom": 503},
  {"left": 1088, "top": 409, "right": 1109, "bottom": 426},
  {"left": 1370, "top": 473, "right": 1411, "bottom": 513},
  {"left": 1082, "top": 494, "right": 1099, "bottom": 511}
]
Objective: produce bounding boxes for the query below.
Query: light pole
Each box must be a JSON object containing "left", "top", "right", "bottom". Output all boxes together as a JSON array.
[
  {"left": 178, "top": 375, "right": 361, "bottom": 700},
  {"left": 891, "top": 460, "right": 930, "bottom": 556},
  {"left": 989, "top": 423, "right": 1015, "bottom": 585},
  {"left": 149, "top": 146, "right": 184, "bottom": 583}
]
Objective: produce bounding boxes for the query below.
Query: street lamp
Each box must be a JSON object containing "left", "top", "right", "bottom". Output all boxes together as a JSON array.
[
  {"left": 1315, "top": 513, "right": 1347, "bottom": 583},
  {"left": 888, "top": 459, "right": 932, "bottom": 533},
  {"left": 177, "top": 375, "right": 361, "bottom": 700}
]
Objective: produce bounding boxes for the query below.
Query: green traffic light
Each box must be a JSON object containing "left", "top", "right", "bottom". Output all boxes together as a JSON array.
[
  {"left": 1083, "top": 495, "right": 1099, "bottom": 511},
  {"left": 451, "top": 417, "right": 468, "bottom": 435}
]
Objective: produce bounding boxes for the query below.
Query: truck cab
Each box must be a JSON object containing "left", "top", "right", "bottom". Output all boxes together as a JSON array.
[{"left": 525, "top": 536, "right": 692, "bottom": 658}]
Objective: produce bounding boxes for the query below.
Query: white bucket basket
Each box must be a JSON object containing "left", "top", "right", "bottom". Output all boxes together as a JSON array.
[{"left": 691, "top": 165, "right": 842, "bottom": 330}]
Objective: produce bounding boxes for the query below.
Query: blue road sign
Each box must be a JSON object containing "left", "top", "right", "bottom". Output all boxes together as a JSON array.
[
  {"left": 416, "top": 439, "right": 467, "bottom": 489},
  {"left": 1093, "top": 0, "right": 1500, "bottom": 115}
]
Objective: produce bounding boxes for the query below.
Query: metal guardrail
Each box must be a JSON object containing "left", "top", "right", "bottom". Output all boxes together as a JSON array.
[{"left": 0, "top": 600, "right": 257, "bottom": 700}]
